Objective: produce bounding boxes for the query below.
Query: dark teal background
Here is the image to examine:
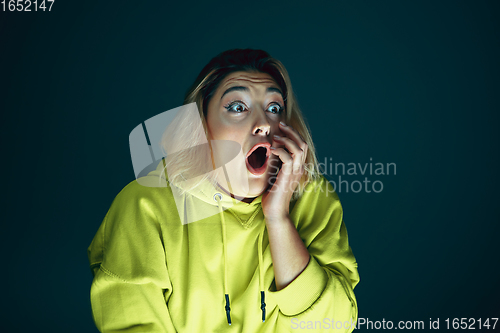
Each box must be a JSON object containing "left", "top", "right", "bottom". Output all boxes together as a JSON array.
[{"left": 1, "top": 1, "right": 499, "bottom": 332}]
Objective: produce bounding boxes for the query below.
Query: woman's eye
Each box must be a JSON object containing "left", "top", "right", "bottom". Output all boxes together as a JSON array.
[
  {"left": 225, "top": 102, "right": 247, "bottom": 113},
  {"left": 267, "top": 103, "right": 284, "bottom": 114}
]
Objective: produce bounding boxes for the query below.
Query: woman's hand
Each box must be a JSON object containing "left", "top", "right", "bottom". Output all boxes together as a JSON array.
[{"left": 262, "top": 121, "right": 308, "bottom": 223}]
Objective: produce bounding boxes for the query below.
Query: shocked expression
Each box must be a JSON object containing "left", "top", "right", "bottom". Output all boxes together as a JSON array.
[{"left": 206, "top": 71, "right": 285, "bottom": 199}]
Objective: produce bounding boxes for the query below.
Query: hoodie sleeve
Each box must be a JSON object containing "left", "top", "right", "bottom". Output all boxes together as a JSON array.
[
  {"left": 87, "top": 182, "right": 177, "bottom": 333},
  {"left": 268, "top": 177, "right": 359, "bottom": 333}
]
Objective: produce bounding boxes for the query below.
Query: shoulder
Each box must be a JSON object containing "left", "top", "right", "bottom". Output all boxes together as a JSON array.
[
  {"left": 290, "top": 175, "right": 343, "bottom": 228},
  {"left": 105, "top": 176, "right": 178, "bottom": 228},
  {"left": 295, "top": 175, "right": 341, "bottom": 207},
  {"left": 112, "top": 172, "right": 174, "bottom": 206}
]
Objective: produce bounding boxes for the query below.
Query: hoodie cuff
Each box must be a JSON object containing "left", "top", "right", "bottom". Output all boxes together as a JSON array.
[{"left": 268, "top": 255, "right": 328, "bottom": 316}]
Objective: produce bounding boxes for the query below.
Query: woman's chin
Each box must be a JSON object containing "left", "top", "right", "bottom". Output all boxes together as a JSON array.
[
  {"left": 215, "top": 160, "right": 277, "bottom": 200},
  {"left": 223, "top": 174, "right": 271, "bottom": 200},
  {"left": 243, "top": 171, "right": 274, "bottom": 197}
]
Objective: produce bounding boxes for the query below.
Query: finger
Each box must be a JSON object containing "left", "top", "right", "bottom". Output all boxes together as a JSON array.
[
  {"left": 270, "top": 147, "right": 293, "bottom": 176},
  {"left": 279, "top": 122, "right": 308, "bottom": 163},
  {"left": 273, "top": 135, "right": 301, "bottom": 157},
  {"left": 273, "top": 135, "right": 303, "bottom": 174},
  {"left": 269, "top": 147, "right": 304, "bottom": 194}
]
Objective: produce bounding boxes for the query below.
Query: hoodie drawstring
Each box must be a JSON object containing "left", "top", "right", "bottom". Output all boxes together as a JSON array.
[
  {"left": 214, "top": 193, "right": 267, "bottom": 326},
  {"left": 257, "top": 219, "right": 266, "bottom": 322},
  {"left": 214, "top": 193, "right": 231, "bottom": 325}
]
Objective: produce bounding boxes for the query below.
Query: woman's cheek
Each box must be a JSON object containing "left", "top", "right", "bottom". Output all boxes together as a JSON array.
[
  {"left": 271, "top": 124, "right": 284, "bottom": 138},
  {"left": 217, "top": 124, "right": 246, "bottom": 144}
]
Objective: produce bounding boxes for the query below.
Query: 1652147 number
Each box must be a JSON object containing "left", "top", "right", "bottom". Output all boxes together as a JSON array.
[
  {"left": 1, "top": 0, "right": 55, "bottom": 11},
  {"left": 445, "top": 318, "right": 498, "bottom": 330}
]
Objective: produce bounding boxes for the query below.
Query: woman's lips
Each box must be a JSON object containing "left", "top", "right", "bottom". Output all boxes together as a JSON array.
[{"left": 245, "top": 142, "right": 271, "bottom": 176}]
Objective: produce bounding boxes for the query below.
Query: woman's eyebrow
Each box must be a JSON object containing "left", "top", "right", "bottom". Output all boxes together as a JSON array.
[
  {"left": 266, "top": 87, "right": 283, "bottom": 96},
  {"left": 221, "top": 86, "right": 283, "bottom": 100},
  {"left": 221, "top": 86, "right": 248, "bottom": 100}
]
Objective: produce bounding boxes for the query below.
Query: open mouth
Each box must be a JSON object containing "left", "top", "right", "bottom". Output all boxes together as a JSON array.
[{"left": 246, "top": 143, "right": 271, "bottom": 176}]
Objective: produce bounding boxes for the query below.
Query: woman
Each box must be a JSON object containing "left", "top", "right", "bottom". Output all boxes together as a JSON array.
[{"left": 88, "top": 49, "right": 359, "bottom": 332}]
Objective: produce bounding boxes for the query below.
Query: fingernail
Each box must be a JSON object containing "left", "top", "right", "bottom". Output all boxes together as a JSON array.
[
  {"left": 280, "top": 121, "right": 287, "bottom": 127},
  {"left": 273, "top": 135, "right": 281, "bottom": 139},
  {"left": 270, "top": 147, "right": 276, "bottom": 150}
]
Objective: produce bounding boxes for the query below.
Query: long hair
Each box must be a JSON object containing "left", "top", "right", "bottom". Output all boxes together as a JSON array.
[{"left": 162, "top": 49, "right": 321, "bottom": 200}]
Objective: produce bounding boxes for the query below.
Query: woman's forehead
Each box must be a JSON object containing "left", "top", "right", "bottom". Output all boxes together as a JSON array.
[{"left": 218, "top": 71, "right": 282, "bottom": 95}]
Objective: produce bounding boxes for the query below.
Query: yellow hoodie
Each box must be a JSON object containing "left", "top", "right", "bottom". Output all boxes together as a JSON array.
[{"left": 87, "top": 159, "right": 360, "bottom": 332}]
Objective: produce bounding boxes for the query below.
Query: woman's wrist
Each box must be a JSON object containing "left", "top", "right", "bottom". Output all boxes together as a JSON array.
[
  {"left": 264, "top": 212, "right": 310, "bottom": 290},
  {"left": 264, "top": 212, "right": 291, "bottom": 226}
]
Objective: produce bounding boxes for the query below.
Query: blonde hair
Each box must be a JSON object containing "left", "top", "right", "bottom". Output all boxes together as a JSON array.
[{"left": 163, "top": 49, "right": 321, "bottom": 200}]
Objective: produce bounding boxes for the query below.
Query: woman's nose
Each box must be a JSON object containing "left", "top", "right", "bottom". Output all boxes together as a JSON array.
[{"left": 252, "top": 111, "right": 271, "bottom": 136}]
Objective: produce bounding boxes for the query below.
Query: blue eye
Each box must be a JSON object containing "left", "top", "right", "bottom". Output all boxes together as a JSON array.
[
  {"left": 267, "top": 103, "right": 284, "bottom": 114},
  {"left": 224, "top": 101, "right": 247, "bottom": 113}
]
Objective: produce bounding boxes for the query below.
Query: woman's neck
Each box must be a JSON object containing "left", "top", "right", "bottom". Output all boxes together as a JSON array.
[{"left": 216, "top": 183, "right": 257, "bottom": 204}]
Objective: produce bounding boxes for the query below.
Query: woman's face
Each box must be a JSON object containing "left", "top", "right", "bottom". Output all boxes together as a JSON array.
[{"left": 206, "top": 71, "right": 285, "bottom": 199}]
